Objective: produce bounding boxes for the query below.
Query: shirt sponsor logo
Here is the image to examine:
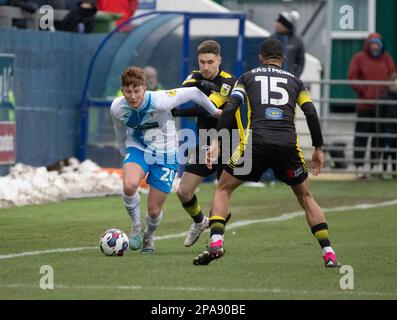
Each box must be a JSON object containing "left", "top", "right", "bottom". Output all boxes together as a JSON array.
[
  {"left": 265, "top": 107, "right": 284, "bottom": 120},
  {"left": 132, "top": 122, "right": 159, "bottom": 130}
]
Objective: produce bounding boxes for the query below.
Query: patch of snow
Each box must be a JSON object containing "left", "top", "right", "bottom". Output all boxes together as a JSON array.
[{"left": 0, "top": 159, "right": 122, "bottom": 208}]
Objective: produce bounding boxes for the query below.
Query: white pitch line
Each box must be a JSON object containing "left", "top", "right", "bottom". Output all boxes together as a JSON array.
[
  {"left": 0, "top": 247, "right": 96, "bottom": 260},
  {"left": 2, "top": 283, "right": 396, "bottom": 298},
  {"left": 226, "top": 199, "right": 397, "bottom": 230},
  {"left": 1, "top": 199, "right": 397, "bottom": 260}
]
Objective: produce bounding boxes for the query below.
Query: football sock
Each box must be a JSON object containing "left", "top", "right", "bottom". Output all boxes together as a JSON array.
[
  {"left": 209, "top": 215, "right": 226, "bottom": 246},
  {"left": 322, "top": 246, "right": 335, "bottom": 256},
  {"left": 182, "top": 194, "right": 204, "bottom": 223},
  {"left": 122, "top": 192, "right": 141, "bottom": 226},
  {"left": 144, "top": 211, "right": 163, "bottom": 236},
  {"left": 311, "top": 222, "right": 332, "bottom": 253},
  {"left": 210, "top": 210, "right": 232, "bottom": 224}
]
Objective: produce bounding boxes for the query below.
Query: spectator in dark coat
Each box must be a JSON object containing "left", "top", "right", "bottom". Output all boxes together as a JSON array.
[
  {"left": 59, "top": 0, "right": 97, "bottom": 33},
  {"left": 272, "top": 10, "right": 305, "bottom": 77}
]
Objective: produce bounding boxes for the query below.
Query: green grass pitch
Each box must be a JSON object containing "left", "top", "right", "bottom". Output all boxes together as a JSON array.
[{"left": 0, "top": 180, "right": 396, "bottom": 300}]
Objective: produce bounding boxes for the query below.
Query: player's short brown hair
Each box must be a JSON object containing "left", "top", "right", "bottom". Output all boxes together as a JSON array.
[
  {"left": 197, "top": 40, "right": 221, "bottom": 56},
  {"left": 121, "top": 66, "right": 146, "bottom": 87}
]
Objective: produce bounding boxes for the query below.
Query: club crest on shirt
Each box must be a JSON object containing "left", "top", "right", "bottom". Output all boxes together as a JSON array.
[
  {"left": 220, "top": 83, "right": 231, "bottom": 97},
  {"left": 166, "top": 90, "right": 177, "bottom": 96}
]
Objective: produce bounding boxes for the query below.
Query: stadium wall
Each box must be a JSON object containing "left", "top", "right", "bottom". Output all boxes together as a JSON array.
[{"left": 0, "top": 28, "right": 101, "bottom": 175}]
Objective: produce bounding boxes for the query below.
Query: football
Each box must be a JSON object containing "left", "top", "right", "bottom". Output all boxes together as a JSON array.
[{"left": 99, "top": 228, "right": 129, "bottom": 256}]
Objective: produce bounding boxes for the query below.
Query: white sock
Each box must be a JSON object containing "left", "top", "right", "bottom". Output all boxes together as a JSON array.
[
  {"left": 210, "top": 234, "right": 223, "bottom": 244},
  {"left": 144, "top": 211, "right": 163, "bottom": 236},
  {"left": 122, "top": 192, "right": 141, "bottom": 226},
  {"left": 322, "top": 246, "right": 335, "bottom": 256}
]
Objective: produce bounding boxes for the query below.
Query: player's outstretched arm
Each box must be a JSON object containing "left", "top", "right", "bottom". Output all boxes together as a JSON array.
[
  {"left": 154, "top": 87, "right": 221, "bottom": 117},
  {"left": 216, "top": 95, "right": 241, "bottom": 131},
  {"left": 171, "top": 81, "right": 222, "bottom": 117},
  {"left": 297, "top": 89, "right": 325, "bottom": 176},
  {"left": 204, "top": 95, "right": 242, "bottom": 170},
  {"left": 300, "top": 103, "right": 323, "bottom": 148}
]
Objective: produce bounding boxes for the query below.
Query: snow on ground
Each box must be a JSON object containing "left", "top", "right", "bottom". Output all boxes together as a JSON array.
[
  {"left": 0, "top": 159, "right": 122, "bottom": 208},
  {"left": 0, "top": 158, "right": 182, "bottom": 209}
]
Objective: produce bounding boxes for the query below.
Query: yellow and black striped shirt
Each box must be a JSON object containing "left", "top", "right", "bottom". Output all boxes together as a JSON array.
[{"left": 181, "top": 69, "right": 237, "bottom": 131}]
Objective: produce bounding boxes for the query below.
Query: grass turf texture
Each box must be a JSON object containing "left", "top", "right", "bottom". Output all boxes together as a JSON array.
[{"left": 0, "top": 180, "right": 396, "bottom": 300}]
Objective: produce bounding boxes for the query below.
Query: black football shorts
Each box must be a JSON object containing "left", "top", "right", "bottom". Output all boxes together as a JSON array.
[
  {"left": 224, "top": 143, "right": 308, "bottom": 186},
  {"left": 183, "top": 144, "right": 225, "bottom": 180}
]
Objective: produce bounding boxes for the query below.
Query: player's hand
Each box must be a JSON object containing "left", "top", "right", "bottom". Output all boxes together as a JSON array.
[
  {"left": 206, "top": 141, "right": 220, "bottom": 170},
  {"left": 213, "top": 109, "right": 222, "bottom": 119},
  {"left": 312, "top": 147, "right": 324, "bottom": 176},
  {"left": 197, "top": 80, "right": 220, "bottom": 95}
]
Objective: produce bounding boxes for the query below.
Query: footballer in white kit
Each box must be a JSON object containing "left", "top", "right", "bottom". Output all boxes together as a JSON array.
[{"left": 110, "top": 66, "right": 220, "bottom": 255}]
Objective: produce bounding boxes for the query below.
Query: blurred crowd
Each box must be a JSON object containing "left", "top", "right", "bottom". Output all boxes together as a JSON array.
[{"left": 0, "top": 0, "right": 138, "bottom": 33}]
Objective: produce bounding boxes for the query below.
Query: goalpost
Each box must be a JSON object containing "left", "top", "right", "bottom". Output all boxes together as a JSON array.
[{"left": 79, "top": 10, "right": 246, "bottom": 163}]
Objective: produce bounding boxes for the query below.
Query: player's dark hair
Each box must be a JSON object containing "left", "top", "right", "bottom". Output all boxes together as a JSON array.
[
  {"left": 121, "top": 66, "right": 146, "bottom": 87},
  {"left": 260, "top": 38, "right": 284, "bottom": 60},
  {"left": 197, "top": 40, "right": 221, "bottom": 56}
]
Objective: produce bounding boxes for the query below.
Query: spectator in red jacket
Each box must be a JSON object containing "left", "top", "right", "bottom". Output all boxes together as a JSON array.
[
  {"left": 97, "top": 0, "right": 137, "bottom": 31},
  {"left": 348, "top": 32, "right": 396, "bottom": 175}
]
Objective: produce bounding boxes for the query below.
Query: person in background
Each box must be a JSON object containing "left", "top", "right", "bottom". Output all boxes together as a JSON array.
[
  {"left": 348, "top": 32, "right": 396, "bottom": 177},
  {"left": 116, "top": 65, "right": 163, "bottom": 97},
  {"left": 144, "top": 66, "right": 163, "bottom": 91},
  {"left": 59, "top": 0, "right": 97, "bottom": 33},
  {"left": 96, "top": 0, "right": 137, "bottom": 32},
  {"left": 272, "top": 10, "right": 305, "bottom": 78}
]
